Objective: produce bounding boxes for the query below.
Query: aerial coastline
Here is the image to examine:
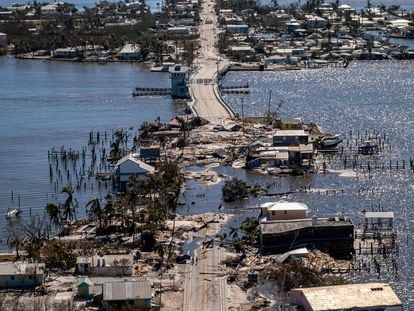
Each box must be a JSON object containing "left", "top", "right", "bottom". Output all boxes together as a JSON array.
[{"left": 0, "top": 0, "right": 413, "bottom": 310}]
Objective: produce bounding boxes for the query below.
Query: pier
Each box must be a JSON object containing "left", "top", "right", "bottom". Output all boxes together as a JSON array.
[{"left": 132, "top": 87, "right": 171, "bottom": 96}]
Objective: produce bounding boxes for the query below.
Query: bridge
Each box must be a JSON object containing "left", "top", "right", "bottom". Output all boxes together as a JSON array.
[{"left": 187, "top": 0, "right": 235, "bottom": 124}]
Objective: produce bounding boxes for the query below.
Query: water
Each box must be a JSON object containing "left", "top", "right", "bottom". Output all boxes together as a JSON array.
[
  {"left": 258, "top": 0, "right": 414, "bottom": 11},
  {"left": 389, "top": 37, "right": 414, "bottom": 49},
  {"left": 221, "top": 60, "right": 414, "bottom": 307},
  {"left": 0, "top": 0, "right": 164, "bottom": 12},
  {"left": 0, "top": 57, "right": 413, "bottom": 305},
  {"left": 0, "top": 56, "right": 179, "bottom": 241}
]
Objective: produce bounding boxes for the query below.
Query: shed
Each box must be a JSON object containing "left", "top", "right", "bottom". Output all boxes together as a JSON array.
[
  {"left": 290, "top": 283, "right": 402, "bottom": 311},
  {"left": 363, "top": 211, "right": 394, "bottom": 231},
  {"left": 76, "top": 277, "right": 94, "bottom": 298}
]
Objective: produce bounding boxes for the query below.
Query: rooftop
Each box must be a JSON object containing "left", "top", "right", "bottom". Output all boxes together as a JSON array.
[
  {"left": 364, "top": 211, "right": 394, "bottom": 219},
  {"left": 261, "top": 201, "right": 309, "bottom": 211},
  {"left": 0, "top": 262, "right": 45, "bottom": 276},
  {"left": 103, "top": 280, "right": 151, "bottom": 301},
  {"left": 115, "top": 155, "right": 155, "bottom": 173},
  {"left": 291, "top": 283, "right": 402, "bottom": 310},
  {"left": 260, "top": 217, "right": 353, "bottom": 235},
  {"left": 274, "top": 130, "right": 308, "bottom": 136},
  {"left": 76, "top": 254, "right": 134, "bottom": 267}
]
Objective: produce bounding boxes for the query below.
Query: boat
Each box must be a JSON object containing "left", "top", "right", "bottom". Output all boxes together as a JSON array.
[
  {"left": 320, "top": 134, "right": 343, "bottom": 148},
  {"left": 6, "top": 208, "right": 21, "bottom": 219}
]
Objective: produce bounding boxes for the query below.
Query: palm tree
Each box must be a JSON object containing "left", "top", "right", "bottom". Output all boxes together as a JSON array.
[
  {"left": 45, "top": 203, "right": 62, "bottom": 229},
  {"left": 103, "top": 194, "right": 115, "bottom": 226},
  {"left": 61, "top": 184, "right": 77, "bottom": 221},
  {"left": 86, "top": 197, "right": 103, "bottom": 229}
]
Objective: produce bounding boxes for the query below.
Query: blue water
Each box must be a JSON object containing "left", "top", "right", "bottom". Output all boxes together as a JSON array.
[
  {"left": 0, "top": 56, "right": 179, "bottom": 238},
  {"left": 258, "top": 0, "right": 414, "bottom": 11},
  {"left": 221, "top": 60, "right": 414, "bottom": 306},
  {"left": 0, "top": 0, "right": 164, "bottom": 12},
  {"left": 0, "top": 56, "right": 413, "bottom": 306}
]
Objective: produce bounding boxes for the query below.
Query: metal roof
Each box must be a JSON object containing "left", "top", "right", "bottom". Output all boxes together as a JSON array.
[
  {"left": 260, "top": 217, "right": 353, "bottom": 235},
  {"left": 0, "top": 262, "right": 45, "bottom": 276},
  {"left": 291, "top": 283, "right": 402, "bottom": 310},
  {"left": 261, "top": 201, "right": 309, "bottom": 211},
  {"left": 103, "top": 280, "right": 151, "bottom": 301},
  {"left": 274, "top": 130, "right": 309, "bottom": 136},
  {"left": 364, "top": 211, "right": 394, "bottom": 219}
]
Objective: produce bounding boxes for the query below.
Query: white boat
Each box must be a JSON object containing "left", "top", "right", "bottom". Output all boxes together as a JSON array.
[
  {"left": 320, "top": 134, "right": 343, "bottom": 147},
  {"left": 6, "top": 208, "right": 21, "bottom": 219}
]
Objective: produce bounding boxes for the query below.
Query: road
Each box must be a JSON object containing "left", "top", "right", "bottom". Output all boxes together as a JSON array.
[
  {"left": 182, "top": 236, "right": 227, "bottom": 311},
  {"left": 188, "top": 0, "right": 235, "bottom": 123}
]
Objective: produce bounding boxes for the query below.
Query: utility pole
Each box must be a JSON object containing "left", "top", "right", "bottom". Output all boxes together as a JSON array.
[
  {"left": 241, "top": 97, "right": 245, "bottom": 134},
  {"left": 267, "top": 89, "right": 272, "bottom": 123}
]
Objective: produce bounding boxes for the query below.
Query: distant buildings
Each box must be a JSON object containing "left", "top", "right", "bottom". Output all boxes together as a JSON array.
[
  {"left": 0, "top": 32, "right": 7, "bottom": 47},
  {"left": 118, "top": 43, "right": 142, "bottom": 61},
  {"left": 0, "top": 262, "right": 45, "bottom": 289},
  {"left": 290, "top": 283, "right": 402, "bottom": 311},
  {"left": 53, "top": 47, "right": 79, "bottom": 58}
]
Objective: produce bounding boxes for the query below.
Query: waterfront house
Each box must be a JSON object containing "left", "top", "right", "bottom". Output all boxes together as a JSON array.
[
  {"left": 290, "top": 283, "right": 402, "bottom": 311},
  {"left": 0, "top": 262, "right": 45, "bottom": 289},
  {"left": 260, "top": 215, "right": 354, "bottom": 258},
  {"left": 260, "top": 201, "right": 308, "bottom": 222},
  {"left": 76, "top": 254, "right": 134, "bottom": 277},
  {"left": 363, "top": 211, "right": 394, "bottom": 232},
  {"left": 229, "top": 45, "right": 254, "bottom": 60},
  {"left": 114, "top": 155, "right": 155, "bottom": 192},
  {"left": 272, "top": 130, "right": 309, "bottom": 146},
  {"left": 170, "top": 64, "right": 190, "bottom": 98},
  {"left": 118, "top": 43, "right": 141, "bottom": 61},
  {"left": 53, "top": 47, "right": 79, "bottom": 58},
  {"left": 102, "top": 279, "right": 152, "bottom": 310}
]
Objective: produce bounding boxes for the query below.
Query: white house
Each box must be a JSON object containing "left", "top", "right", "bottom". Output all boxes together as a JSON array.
[
  {"left": 114, "top": 155, "right": 155, "bottom": 191},
  {"left": 118, "top": 43, "right": 141, "bottom": 61},
  {"left": 260, "top": 201, "right": 309, "bottom": 222},
  {"left": 76, "top": 254, "right": 134, "bottom": 277}
]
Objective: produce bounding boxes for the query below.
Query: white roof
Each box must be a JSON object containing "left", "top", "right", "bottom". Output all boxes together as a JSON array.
[
  {"left": 364, "top": 211, "right": 394, "bottom": 219},
  {"left": 292, "top": 283, "right": 402, "bottom": 310},
  {"left": 261, "top": 201, "right": 308, "bottom": 211},
  {"left": 115, "top": 155, "right": 155, "bottom": 173},
  {"left": 0, "top": 262, "right": 45, "bottom": 275},
  {"left": 274, "top": 130, "right": 308, "bottom": 137},
  {"left": 119, "top": 43, "right": 140, "bottom": 54}
]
